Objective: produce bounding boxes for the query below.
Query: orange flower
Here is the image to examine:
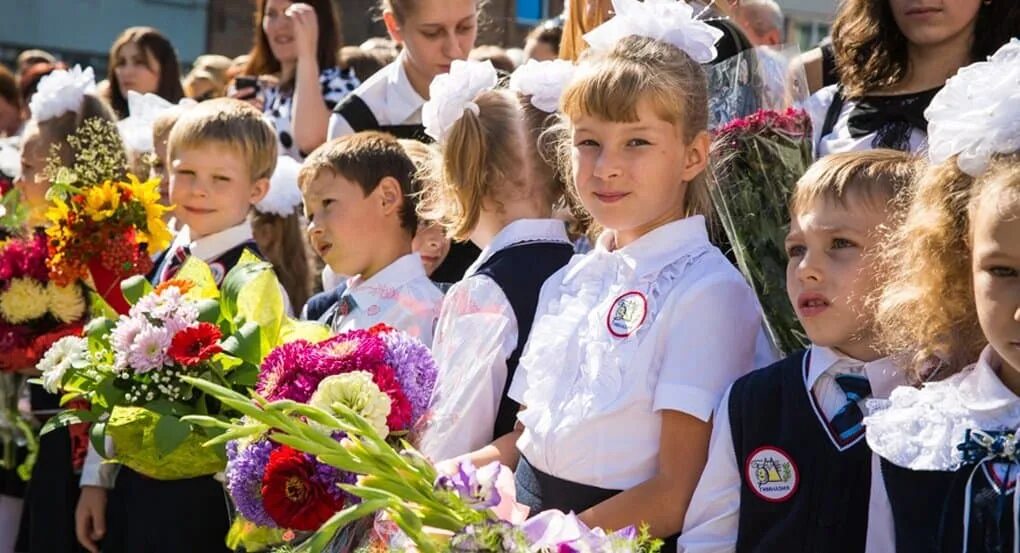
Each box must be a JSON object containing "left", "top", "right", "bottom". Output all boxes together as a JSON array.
[{"left": 154, "top": 279, "right": 195, "bottom": 296}]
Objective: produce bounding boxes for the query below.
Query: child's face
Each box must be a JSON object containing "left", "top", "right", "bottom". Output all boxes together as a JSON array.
[
  {"left": 303, "top": 171, "right": 401, "bottom": 279},
  {"left": 412, "top": 222, "right": 451, "bottom": 276},
  {"left": 571, "top": 98, "right": 709, "bottom": 247},
  {"left": 971, "top": 197, "right": 1020, "bottom": 374},
  {"left": 15, "top": 130, "right": 49, "bottom": 213},
  {"left": 785, "top": 196, "right": 892, "bottom": 361},
  {"left": 169, "top": 144, "right": 268, "bottom": 239},
  {"left": 150, "top": 135, "right": 171, "bottom": 207},
  {"left": 385, "top": 0, "right": 478, "bottom": 82}
]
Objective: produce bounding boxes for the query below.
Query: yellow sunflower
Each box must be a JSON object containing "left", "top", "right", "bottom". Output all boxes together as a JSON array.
[{"left": 84, "top": 181, "right": 121, "bottom": 222}]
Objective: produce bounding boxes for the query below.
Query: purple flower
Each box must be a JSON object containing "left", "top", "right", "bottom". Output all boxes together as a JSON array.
[
  {"left": 377, "top": 329, "right": 438, "bottom": 423},
  {"left": 318, "top": 330, "right": 388, "bottom": 375},
  {"left": 450, "top": 520, "right": 527, "bottom": 552},
  {"left": 127, "top": 323, "right": 171, "bottom": 373},
  {"left": 225, "top": 438, "right": 277, "bottom": 528},
  {"left": 257, "top": 340, "right": 326, "bottom": 402},
  {"left": 435, "top": 461, "right": 502, "bottom": 509}
]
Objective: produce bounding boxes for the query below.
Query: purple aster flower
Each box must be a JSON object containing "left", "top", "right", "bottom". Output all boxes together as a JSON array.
[
  {"left": 317, "top": 330, "right": 388, "bottom": 375},
  {"left": 435, "top": 461, "right": 502, "bottom": 509},
  {"left": 377, "top": 329, "right": 438, "bottom": 423},
  {"left": 257, "top": 340, "right": 325, "bottom": 402},
  {"left": 225, "top": 438, "right": 277, "bottom": 528}
]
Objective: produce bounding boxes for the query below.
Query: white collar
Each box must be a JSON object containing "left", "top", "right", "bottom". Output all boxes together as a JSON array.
[
  {"left": 384, "top": 53, "right": 427, "bottom": 124},
  {"left": 465, "top": 219, "right": 570, "bottom": 277},
  {"left": 173, "top": 222, "right": 254, "bottom": 263},
  {"left": 866, "top": 346, "right": 1020, "bottom": 471},
  {"left": 346, "top": 252, "right": 428, "bottom": 304},
  {"left": 805, "top": 345, "right": 902, "bottom": 400},
  {"left": 594, "top": 216, "right": 711, "bottom": 279}
]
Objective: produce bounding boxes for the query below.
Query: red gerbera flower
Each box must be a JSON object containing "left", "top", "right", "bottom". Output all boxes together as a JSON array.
[
  {"left": 167, "top": 322, "right": 223, "bottom": 366},
  {"left": 261, "top": 446, "right": 344, "bottom": 531},
  {"left": 370, "top": 364, "right": 413, "bottom": 432}
]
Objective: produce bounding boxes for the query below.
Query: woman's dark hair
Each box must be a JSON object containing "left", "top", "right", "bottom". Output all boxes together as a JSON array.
[
  {"left": 105, "top": 27, "right": 185, "bottom": 118},
  {"left": 0, "top": 64, "right": 20, "bottom": 110},
  {"left": 833, "top": 0, "right": 1020, "bottom": 98},
  {"left": 244, "top": 0, "right": 341, "bottom": 86},
  {"left": 526, "top": 19, "right": 564, "bottom": 56}
]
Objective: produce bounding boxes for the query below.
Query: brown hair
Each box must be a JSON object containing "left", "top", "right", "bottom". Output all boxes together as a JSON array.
[
  {"left": 526, "top": 20, "right": 564, "bottom": 57},
  {"left": 252, "top": 211, "right": 314, "bottom": 310},
  {"left": 244, "top": 0, "right": 341, "bottom": 87},
  {"left": 876, "top": 154, "right": 1020, "bottom": 380},
  {"left": 469, "top": 45, "right": 516, "bottom": 73},
  {"left": 0, "top": 64, "right": 20, "bottom": 110},
  {"left": 299, "top": 131, "right": 419, "bottom": 233},
  {"left": 557, "top": 35, "right": 711, "bottom": 221},
  {"left": 791, "top": 149, "right": 919, "bottom": 215},
  {"left": 833, "top": 0, "right": 1020, "bottom": 99},
  {"left": 105, "top": 27, "right": 185, "bottom": 118},
  {"left": 167, "top": 98, "right": 278, "bottom": 181},
  {"left": 33, "top": 94, "right": 120, "bottom": 169},
  {"left": 339, "top": 46, "right": 394, "bottom": 81}
]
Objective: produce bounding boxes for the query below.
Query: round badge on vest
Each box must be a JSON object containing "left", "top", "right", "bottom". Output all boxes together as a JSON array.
[
  {"left": 745, "top": 446, "right": 799, "bottom": 502},
  {"left": 209, "top": 262, "right": 226, "bottom": 285},
  {"left": 606, "top": 291, "right": 648, "bottom": 338}
]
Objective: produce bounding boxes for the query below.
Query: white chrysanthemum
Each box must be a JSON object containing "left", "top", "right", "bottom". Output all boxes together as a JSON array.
[
  {"left": 39, "top": 336, "right": 89, "bottom": 393},
  {"left": 422, "top": 60, "right": 498, "bottom": 142},
  {"left": 583, "top": 0, "right": 724, "bottom": 63},
  {"left": 47, "top": 281, "right": 86, "bottom": 324},
  {"left": 509, "top": 59, "right": 577, "bottom": 113},
  {"left": 926, "top": 38, "right": 1020, "bottom": 176},
  {"left": 310, "top": 371, "right": 391, "bottom": 438},
  {"left": 28, "top": 65, "right": 97, "bottom": 122},
  {"left": 0, "top": 278, "right": 49, "bottom": 324}
]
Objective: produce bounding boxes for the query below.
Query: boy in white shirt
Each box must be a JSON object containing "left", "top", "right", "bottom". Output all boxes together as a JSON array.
[
  {"left": 299, "top": 131, "right": 442, "bottom": 344},
  {"left": 678, "top": 150, "right": 918, "bottom": 553}
]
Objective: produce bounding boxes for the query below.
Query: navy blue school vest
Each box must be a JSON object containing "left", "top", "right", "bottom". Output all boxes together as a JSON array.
[
  {"left": 148, "top": 239, "right": 262, "bottom": 286},
  {"left": 728, "top": 351, "right": 872, "bottom": 553},
  {"left": 883, "top": 457, "right": 1016, "bottom": 553},
  {"left": 472, "top": 241, "right": 574, "bottom": 440}
]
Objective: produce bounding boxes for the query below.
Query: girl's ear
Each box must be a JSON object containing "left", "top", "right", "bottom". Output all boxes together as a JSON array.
[
  {"left": 382, "top": 11, "right": 405, "bottom": 44},
  {"left": 680, "top": 130, "right": 711, "bottom": 183}
]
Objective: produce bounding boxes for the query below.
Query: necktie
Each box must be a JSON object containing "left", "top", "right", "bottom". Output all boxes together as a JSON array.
[
  {"left": 330, "top": 293, "right": 358, "bottom": 333},
  {"left": 830, "top": 373, "right": 872, "bottom": 442},
  {"left": 161, "top": 244, "right": 191, "bottom": 282}
]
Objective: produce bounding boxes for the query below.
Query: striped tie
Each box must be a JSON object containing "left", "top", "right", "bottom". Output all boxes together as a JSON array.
[
  {"left": 831, "top": 374, "right": 872, "bottom": 442},
  {"left": 161, "top": 244, "right": 191, "bottom": 281}
]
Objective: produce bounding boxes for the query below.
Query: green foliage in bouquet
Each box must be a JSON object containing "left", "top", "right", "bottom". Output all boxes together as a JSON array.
[
  {"left": 39, "top": 252, "right": 329, "bottom": 479},
  {"left": 710, "top": 108, "right": 813, "bottom": 355}
]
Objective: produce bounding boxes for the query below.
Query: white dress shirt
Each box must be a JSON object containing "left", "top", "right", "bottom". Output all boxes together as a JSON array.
[
  {"left": 678, "top": 345, "right": 905, "bottom": 553},
  {"left": 327, "top": 54, "right": 424, "bottom": 140},
  {"left": 803, "top": 85, "right": 929, "bottom": 158},
  {"left": 420, "top": 219, "right": 571, "bottom": 461},
  {"left": 330, "top": 252, "right": 443, "bottom": 345},
  {"left": 508, "top": 216, "right": 772, "bottom": 490}
]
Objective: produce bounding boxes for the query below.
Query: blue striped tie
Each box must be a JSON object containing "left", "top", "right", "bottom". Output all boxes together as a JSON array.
[{"left": 831, "top": 374, "right": 872, "bottom": 441}]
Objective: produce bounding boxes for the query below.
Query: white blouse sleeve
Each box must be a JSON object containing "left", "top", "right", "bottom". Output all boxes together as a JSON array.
[
  {"left": 803, "top": 84, "right": 837, "bottom": 158},
  {"left": 677, "top": 386, "right": 740, "bottom": 553},
  {"left": 654, "top": 276, "right": 761, "bottom": 421},
  {"left": 327, "top": 111, "right": 355, "bottom": 140},
  {"left": 418, "top": 276, "right": 518, "bottom": 461}
]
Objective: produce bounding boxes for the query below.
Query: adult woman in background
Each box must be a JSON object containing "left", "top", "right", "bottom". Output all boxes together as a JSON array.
[{"left": 104, "top": 27, "right": 184, "bottom": 119}]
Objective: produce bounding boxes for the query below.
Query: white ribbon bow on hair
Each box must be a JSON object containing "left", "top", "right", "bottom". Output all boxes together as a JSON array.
[
  {"left": 422, "top": 60, "right": 499, "bottom": 142},
  {"left": 29, "top": 65, "right": 97, "bottom": 122},
  {"left": 257, "top": 155, "right": 304, "bottom": 217},
  {"left": 583, "top": 0, "right": 724, "bottom": 64},
  {"left": 509, "top": 59, "right": 577, "bottom": 113},
  {"left": 116, "top": 91, "right": 197, "bottom": 154},
  {"left": 926, "top": 38, "right": 1020, "bottom": 177}
]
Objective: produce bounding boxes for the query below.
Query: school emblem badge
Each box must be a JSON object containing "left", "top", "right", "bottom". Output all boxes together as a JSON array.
[
  {"left": 606, "top": 291, "right": 647, "bottom": 338},
  {"left": 745, "top": 446, "right": 798, "bottom": 502}
]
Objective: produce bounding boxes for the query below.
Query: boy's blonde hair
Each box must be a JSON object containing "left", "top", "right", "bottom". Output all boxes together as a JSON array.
[
  {"left": 152, "top": 104, "right": 191, "bottom": 150},
  {"left": 791, "top": 149, "right": 919, "bottom": 215},
  {"left": 557, "top": 35, "right": 711, "bottom": 221},
  {"left": 167, "top": 98, "right": 277, "bottom": 181},
  {"left": 877, "top": 153, "right": 1020, "bottom": 380}
]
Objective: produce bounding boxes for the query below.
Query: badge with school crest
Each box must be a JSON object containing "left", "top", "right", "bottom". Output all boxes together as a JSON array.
[
  {"left": 607, "top": 291, "right": 647, "bottom": 338},
  {"left": 745, "top": 446, "right": 799, "bottom": 502}
]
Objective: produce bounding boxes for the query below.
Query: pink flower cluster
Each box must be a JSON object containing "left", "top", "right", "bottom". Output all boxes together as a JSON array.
[
  {"left": 715, "top": 107, "right": 811, "bottom": 139},
  {"left": 0, "top": 233, "right": 50, "bottom": 287}
]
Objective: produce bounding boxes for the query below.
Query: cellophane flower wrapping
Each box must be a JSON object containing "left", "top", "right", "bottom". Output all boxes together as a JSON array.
[
  {"left": 38, "top": 251, "right": 330, "bottom": 480},
  {"left": 710, "top": 108, "right": 814, "bottom": 355}
]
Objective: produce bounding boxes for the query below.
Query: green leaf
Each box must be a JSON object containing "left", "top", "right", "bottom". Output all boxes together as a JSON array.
[
  {"left": 219, "top": 258, "right": 274, "bottom": 322},
  {"left": 120, "top": 275, "right": 152, "bottom": 306},
  {"left": 195, "top": 298, "right": 221, "bottom": 324},
  {"left": 221, "top": 321, "right": 262, "bottom": 366},
  {"left": 40, "top": 409, "right": 93, "bottom": 435},
  {"left": 229, "top": 363, "right": 260, "bottom": 387},
  {"left": 153, "top": 415, "right": 191, "bottom": 457},
  {"left": 90, "top": 421, "right": 108, "bottom": 458}
]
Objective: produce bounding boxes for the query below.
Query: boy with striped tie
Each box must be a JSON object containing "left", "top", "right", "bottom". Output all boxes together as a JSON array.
[{"left": 678, "top": 150, "right": 918, "bottom": 553}]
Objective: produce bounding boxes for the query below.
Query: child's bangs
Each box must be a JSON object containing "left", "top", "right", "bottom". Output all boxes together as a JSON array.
[{"left": 561, "top": 61, "right": 678, "bottom": 125}]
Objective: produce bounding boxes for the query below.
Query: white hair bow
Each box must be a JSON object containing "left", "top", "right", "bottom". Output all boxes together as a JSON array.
[
  {"left": 116, "top": 91, "right": 196, "bottom": 154},
  {"left": 583, "top": 0, "right": 724, "bottom": 64},
  {"left": 29, "top": 65, "right": 97, "bottom": 122},
  {"left": 422, "top": 60, "right": 499, "bottom": 142},
  {"left": 257, "top": 155, "right": 304, "bottom": 216},
  {"left": 926, "top": 38, "right": 1020, "bottom": 177},
  {"left": 509, "top": 59, "right": 577, "bottom": 113}
]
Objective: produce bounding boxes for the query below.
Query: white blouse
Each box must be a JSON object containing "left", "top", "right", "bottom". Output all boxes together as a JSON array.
[
  {"left": 804, "top": 85, "right": 929, "bottom": 158},
  {"left": 420, "top": 219, "right": 571, "bottom": 461},
  {"left": 327, "top": 54, "right": 425, "bottom": 140},
  {"left": 509, "top": 216, "right": 771, "bottom": 490}
]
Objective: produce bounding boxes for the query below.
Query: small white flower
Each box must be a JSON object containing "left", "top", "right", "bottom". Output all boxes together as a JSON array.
[
  {"left": 29, "top": 65, "right": 97, "bottom": 122},
  {"left": 583, "top": 0, "right": 724, "bottom": 63},
  {"left": 509, "top": 59, "right": 577, "bottom": 113},
  {"left": 926, "top": 38, "right": 1020, "bottom": 176},
  {"left": 422, "top": 60, "right": 498, "bottom": 142},
  {"left": 39, "top": 336, "right": 89, "bottom": 393}
]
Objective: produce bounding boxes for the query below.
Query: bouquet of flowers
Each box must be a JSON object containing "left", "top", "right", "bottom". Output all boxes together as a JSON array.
[
  {"left": 43, "top": 117, "right": 172, "bottom": 314},
  {"left": 710, "top": 108, "right": 813, "bottom": 355},
  {"left": 184, "top": 358, "right": 662, "bottom": 552},
  {"left": 39, "top": 252, "right": 328, "bottom": 479},
  {"left": 217, "top": 323, "right": 438, "bottom": 548}
]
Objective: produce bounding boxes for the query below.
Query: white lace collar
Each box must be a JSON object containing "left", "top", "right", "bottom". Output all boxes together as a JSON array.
[
  {"left": 593, "top": 216, "right": 711, "bottom": 280},
  {"left": 865, "top": 346, "right": 1020, "bottom": 470}
]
